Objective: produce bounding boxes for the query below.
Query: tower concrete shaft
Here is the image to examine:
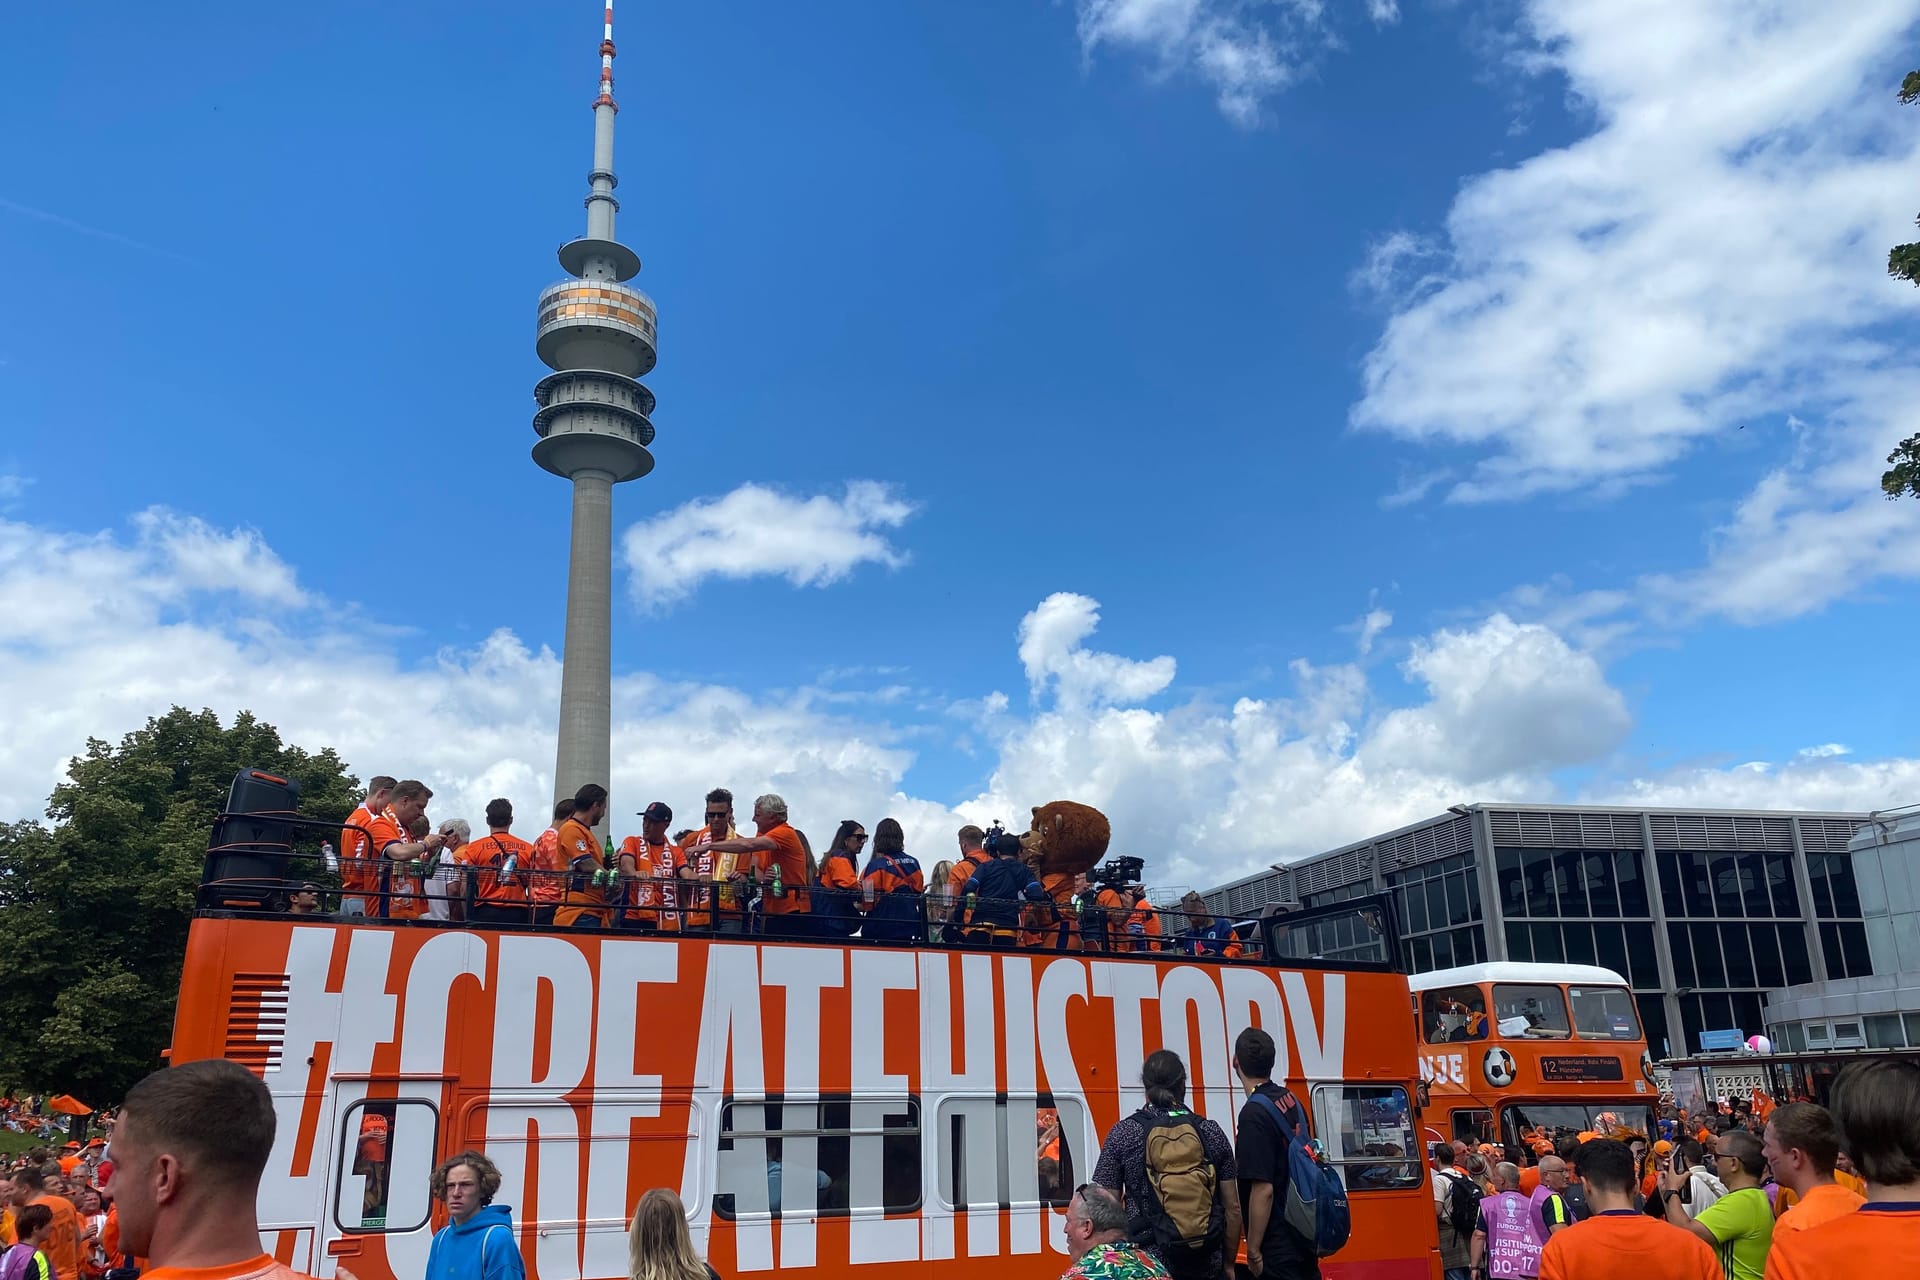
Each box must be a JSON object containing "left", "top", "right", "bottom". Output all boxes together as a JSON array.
[{"left": 534, "top": 1, "right": 659, "bottom": 819}]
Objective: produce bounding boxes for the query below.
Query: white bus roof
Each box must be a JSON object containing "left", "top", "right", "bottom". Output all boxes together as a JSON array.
[{"left": 1407, "top": 962, "right": 1628, "bottom": 991}]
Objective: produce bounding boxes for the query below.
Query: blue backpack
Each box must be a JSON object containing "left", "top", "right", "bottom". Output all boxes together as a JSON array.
[{"left": 1250, "top": 1090, "right": 1351, "bottom": 1257}]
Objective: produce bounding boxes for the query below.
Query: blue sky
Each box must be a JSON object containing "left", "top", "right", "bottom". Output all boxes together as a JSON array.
[{"left": 2, "top": 0, "right": 1917, "bottom": 885}]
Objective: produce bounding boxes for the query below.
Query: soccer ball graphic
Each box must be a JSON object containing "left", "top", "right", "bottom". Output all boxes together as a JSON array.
[{"left": 1483, "top": 1046, "right": 1518, "bottom": 1088}]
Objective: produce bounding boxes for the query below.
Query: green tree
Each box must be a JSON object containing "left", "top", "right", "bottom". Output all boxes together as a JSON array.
[
  {"left": 0, "top": 708, "right": 358, "bottom": 1102},
  {"left": 1887, "top": 69, "right": 1920, "bottom": 499}
]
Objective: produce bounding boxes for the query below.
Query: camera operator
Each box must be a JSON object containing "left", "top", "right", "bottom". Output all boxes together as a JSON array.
[{"left": 1070, "top": 869, "right": 1131, "bottom": 953}]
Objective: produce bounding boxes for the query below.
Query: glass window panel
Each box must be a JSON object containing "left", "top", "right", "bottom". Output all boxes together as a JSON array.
[
  {"left": 1751, "top": 925, "right": 1785, "bottom": 990},
  {"left": 1819, "top": 922, "right": 1844, "bottom": 979},
  {"left": 1563, "top": 922, "right": 1598, "bottom": 967},
  {"left": 1523, "top": 849, "right": 1556, "bottom": 917},
  {"left": 1730, "top": 993, "right": 1764, "bottom": 1039},
  {"left": 1738, "top": 854, "right": 1771, "bottom": 917},
  {"left": 1678, "top": 994, "right": 1706, "bottom": 1056},
  {"left": 1531, "top": 923, "right": 1565, "bottom": 964},
  {"left": 1782, "top": 1021, "right": 1805, "bottom": 1052},
  {"left": 1905, "top": 1013, "right": 1920, "bottom": 1046},
  {"left": 1430, "top": 929, "right": 1456, "bottom": 972},
  {"left": 721, "top": 1099, "right": 922, "bottom": 1218},
  {"left": 1766, "top": 854, "right": 1798, "bottom": 918},
  {"left": 1690, "top": 923, "right": 1726, "bottom": 988},
  {"left": 1638, "top": 997, "right": 1672, "bottom": 1059},
  {"left": 1504, "top": 922, "right": 1532, "bottom": 963},
  {"left": 1594, "top": 923, "right": 1629, "bottom": 978},
  {"left": 334, "top": 1100, "right": 439, "bottom": 1234},
  {"left": 1311, "top": 1084, "right": 1422, "bottom": 1190},
  {"left": 1554, "top": 850, "right": 1589, "bottom": 917},
  {"left": 1681, "top": 852, "right": 1715, "bottom": 918},
  {"left": 1569, "top": 985, "right": 1641, "bottom": 1039},
  {"left": 1779, "top": 924, "right": 1813, "bottom": 987},
  {"left": 1403, "top": 885, "right": 1428, "bottom": 934},
  {"left": 1710, "top": 855, "right": 1743, "bottom": 917},
  {"left": 1841, "top": 922, "right": 1871, "bottom": 978},
  {"left": 1830, "top": 862, "right": 1862, "bottom": 918},
  {"left": 1808, "top": 855, "right": 1835, "bottom": 917},
  {"left": 1464, "top": 871, "right": 1482, "bottom": 916},
  {"left": 1585, "top": 852, "right": 1620, "bottom": 917},
  {"left": 1866, "top": 1015, "right": 1905, "bottom": 1049},
  {"left": 1492, "top": 983, "right": 1571, "bottom": 1036},
  {"left": 1459, "top": 927, "right": 1487, "bottom": 965},
  {"left": 1497, "top": 850, "right": 1526, "bottom": 919},
  {"left": 1657, "top": 852, "right": 1683, "bottom": 917},
  {"left": 1425, "top": 880, "right": 1447, "bottom": 932},
  {"left": 1624, "top": 923, "right": 1659, "bottom": 988},
  {"left": 1617, "top": 850, "right": 1649, "bottom": 917},
  {"left": 1445, "top": 873, "right": 1471, "bottom": 927},
  {"left": 1666, "top": 923, "right": 1695, "bottom": 988},
  {"left": 1410, "top": 936, "right": 1434, "bottom": 972},
  {"left": 1422, "top": 985, "right": 1488, "bottom": 1043},
  {"left": 1720, "top": 924, "right": 1755, "bottom": 988}
]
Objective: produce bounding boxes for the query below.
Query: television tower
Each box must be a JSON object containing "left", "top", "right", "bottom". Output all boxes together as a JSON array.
[{"left": 532, "top": 1, "right": 657, "bottom": 819}]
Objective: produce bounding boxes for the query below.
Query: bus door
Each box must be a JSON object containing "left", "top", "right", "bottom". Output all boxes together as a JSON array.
[{"left": 320, "top": 1079, "right": 446, "bottom": 1280}]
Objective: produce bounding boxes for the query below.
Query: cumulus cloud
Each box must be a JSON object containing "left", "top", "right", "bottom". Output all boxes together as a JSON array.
[
  {"left": 1, "top": 508, "right": 1911, "bottom": 888},
  {"left": 1353, "top": 0, "right": 1920, "bottom": 499},
  {"left": 1074, "top": 0, "right": 1347, "bottom": 125},
  {"left": 621, "top": 481, "right": 916, "bottom": 609}
]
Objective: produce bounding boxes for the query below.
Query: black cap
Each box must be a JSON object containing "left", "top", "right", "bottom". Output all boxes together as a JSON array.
[{"left": 640, "top": 801, "right": 673, "bottom": 823}]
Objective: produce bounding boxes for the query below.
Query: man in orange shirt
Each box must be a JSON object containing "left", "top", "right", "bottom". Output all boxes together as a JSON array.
[
  {"left": 942, "top": 825, "right": 991, "bottom": 938},
  {"left": 107, "top": 1059, "right": 316, "bottom": 1280},
  {"left": 360, "top": 780, "right": 448, "bottom": 920},
  {"left": 704, "top": 793, "right": 810, "bottom": 938},
  {"left": 623, "top": 802, "right": 682, "bottom": 931},
  {"left": 337, "top": 775, "right": 395, "bottom": 916},
  {"left": 553, "top": 784, "right": 613, "bottom": 928},
  {"left": 9, "top": 1167, "right": 81, "bottom": 1280},
  {"left": 1766, "top": 1059, "right": 1920, "bottom": 1279},
  {"left": 1764, "top": 1103, "right": 1863, "bottom": 1236},
  {"left": 460, "top": 798, "right": 535, "bottom": 926},
  {"left": 528, "top": 799, "right": 574, "bottom": 926},
  {"left": 1540, "top": 1139, "right": 1719, "bottom": 1280},
  {"left": 1122, "top": 885, "right": 1163, "bottom": 952},
  {"left": 676, "top": 790, "right": 736, "bottom": 932}
]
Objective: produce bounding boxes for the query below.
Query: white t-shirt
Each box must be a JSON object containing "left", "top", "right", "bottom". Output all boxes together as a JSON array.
[{"left": 424, "top": 848, "right": 461, "bottom": 921}]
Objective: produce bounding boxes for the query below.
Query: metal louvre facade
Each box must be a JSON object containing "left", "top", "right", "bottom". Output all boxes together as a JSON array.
[{"left": 1202, "top": 804, "right": 1871, "bottom": 1059}]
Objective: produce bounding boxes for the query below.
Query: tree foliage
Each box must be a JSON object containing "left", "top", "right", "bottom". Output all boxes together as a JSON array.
[
  {"left": 1888, "top": 70, "right": 1920, "bottom": 499},
  {"left": 0, "top": 708, "right": 358, "bottom": 1102}
]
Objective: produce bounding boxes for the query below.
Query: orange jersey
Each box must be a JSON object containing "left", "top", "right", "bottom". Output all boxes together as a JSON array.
[
  {"left": 1766, "top": 1204, "right": 1920, "bottom": 1280},
  {"left": 1777, "top": 1171, "right": 1866, "bottom": 1217},
  {"left": 751, "top": 822, "right": 809, "bottom": 916},
  {"left": 817, "top": 851, "right": 861, "bottom": 892},
  {"left": 529, "top": 826, "right": 565, "bottom": 904},
  {"left": 339, "top": 804, "right": 379, "bottom": 893},
  {"left": 459, "top": 832, "right": 535, "bottom": 907},
  {"left": 554, "top": 817, "right": 609, "bottom": 927},
  {"left": 1540, "top": 1212, "right": 1721, "bottom": 1280},
  {"left": 143, "top": 1256, "right": 315, "bottom": 1280},
  {"left": 1773, "top": 1182, "right": 1865, "bottom": 1235},
  {"left": 624, "top": 838, "right": 683, "bottom": 927},
  {"left": 364, "top": 809, "right": 425, "bottom": 919},
  {"left": 31, "top": 1194, "right": 81, "bottom": 1280},
  {"left": 861, "top": 854, "right": 924, "bottom": 901}
]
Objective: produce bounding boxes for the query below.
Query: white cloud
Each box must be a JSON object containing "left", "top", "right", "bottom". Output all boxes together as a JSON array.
[
  {"left": 1353, "top": 0, "right": 1920, "bottom": 501},
  {"left": 1352, "top": 607, "right": 1392, "bottom": 655},
  {"left": 1075, "top": 0, "right": 1340, "bottom": 125},
  {"left": 1797, "top": 743, "right": 1852, "bottom": 760},
  {"left": 621, "top": 481, "right": 915, "bottom": 609},
  {"left": 1, "top": 507, "right": 1912, "bottom": 890}
]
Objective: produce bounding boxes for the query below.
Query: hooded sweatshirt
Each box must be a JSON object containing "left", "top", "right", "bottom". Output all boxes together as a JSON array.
[{"left": 426, "top": 1204, "right": 524, "bottom": 1280}]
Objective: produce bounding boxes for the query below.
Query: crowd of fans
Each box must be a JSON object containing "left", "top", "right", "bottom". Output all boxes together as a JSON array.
[
  {"left": 0, "top": 1101, "right": 123, "bottom": 1280},
  {"left": 306, "top": 776, "right": 1256, "bottom": 957}
]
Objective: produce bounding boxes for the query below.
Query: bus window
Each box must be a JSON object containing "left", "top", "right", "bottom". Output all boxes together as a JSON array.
[
  {"left": 1568, "top": 986, "right": 1642, "bottom": 1040},
  {"left": 1422, "top": 985, "right": 1489, "bottom": 1043},
  {"left": 1311, "top": 1084, "right": 1422, "bottom": 1191},
  {"left": 334, "top": 1099, "right": 437, "bottom": 1233},
  {"left": 713, "top": 1098, "right": 920, "bottom": 1219},
  {"left": 938, "top": 1095, "right": 1086, "bottom": 1210},
  {"left": 1491, "top": 984, "right": 1571, "bottom": 1038},
  {"left": 1451, "top": 1109, "right": 1495, "bottom": 1148},
  {"left": 1500, "top": 1103, "right": 1655, "bottom": 1159}
]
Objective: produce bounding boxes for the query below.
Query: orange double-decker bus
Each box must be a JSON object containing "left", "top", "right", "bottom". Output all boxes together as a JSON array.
[
  {"left": 1407, "top": 963, "right": 1658, "bottom": 1163},
  {"left": 172, "top": 771, "right": 1444, "bottom": 1280}
]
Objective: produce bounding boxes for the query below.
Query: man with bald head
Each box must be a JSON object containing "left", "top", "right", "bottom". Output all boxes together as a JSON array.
[
  {"left": 1474, "top": 1162, "right": 1549, "bottom": 1279},
  {"left": 1533, "top": 1156, "right": 1576, "bottom": 1237}
]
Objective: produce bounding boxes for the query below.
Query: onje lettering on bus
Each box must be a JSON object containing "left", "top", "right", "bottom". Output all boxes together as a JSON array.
[{"left": 240, "top": 925, "right": 1351, "bottom": 1279}]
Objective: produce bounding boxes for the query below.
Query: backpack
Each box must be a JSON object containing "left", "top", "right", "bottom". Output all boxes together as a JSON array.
[
  {"left": 808, "top": 851, "right": 861, "bottom": 937},
  {"left": 1249, "top": 1090, "right": 1352, "bottom": 1257},
  {"left": 862, "top": 853, "right": 926, "bottom": 944},
  {"left": 1127, "top": 1108, "right": 1222, "bottom": 1280},
  {"left": 1439, "top": 1168, "right": 1484, "bottom": 1243}
]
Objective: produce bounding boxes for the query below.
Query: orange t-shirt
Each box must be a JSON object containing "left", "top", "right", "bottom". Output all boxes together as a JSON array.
[
  {"left": 817, "top": 851, "right": 860, "bottom": 892},
  {"left": 529, "top": 827, "right": 564, "bottom": 905},
  {"left": 1539, "top": 1211, "right": 1721, "bottom": 1280},
  {"left": 1774, "top": 1181, "right": 1866, "bottom": 1234},
  {"left": 363, "top": 809, "right": 425, "bottom": 919},
  {"left": 553, "top": 817, "right": 608, "bottom": 926},
  {"left": 339, "top": 804, "right": 379, "bottom": 894},
  {"left": 947, "top": 851, "right": 989, "bottom": 896},
  {"left": 32, "top": 1193, "right": 82, "bottom": 1280},
  {"left": 0, "top": 1207, "right": 14, "bottom": 1247},
  {"left": 459, "top": 832, "right": 535, "bottom": 907},
  {"left": 625, "top": 837, "right": 682, "bottom": 927},
  {"left": 143, "top": 1254, "right": 315, "bottom": 1280},
  {"left": 1520, "top": 1165, "right": 1542, "bottom": 1195},
  {"left": 1777, "top": 1170, "right": 1866, "bottom": 1217},
  {"left": 752, "top": 822, "right": 809, "bottom": 916},
  {"left": 1766, "top": 1204, "right": 1920, "bottom": 1279}
]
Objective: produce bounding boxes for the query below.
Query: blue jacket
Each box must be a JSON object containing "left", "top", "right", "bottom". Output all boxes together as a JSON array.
[{"left": 427, "top": 1204, "right": 525, "bottom": 1280}]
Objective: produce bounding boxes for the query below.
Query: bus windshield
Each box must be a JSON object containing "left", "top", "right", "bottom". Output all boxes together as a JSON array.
[
  {"left": 1568, "top": 985, "right": 1642, "bottom": 1040},
  {"left": 1502, "top": 1103, "right": 1656, "bottom": 1157}
]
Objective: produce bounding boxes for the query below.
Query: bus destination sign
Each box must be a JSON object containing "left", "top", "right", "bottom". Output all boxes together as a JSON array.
[{"left": 1540, "top": 1054, "right": 1627, "bottom": 1083}]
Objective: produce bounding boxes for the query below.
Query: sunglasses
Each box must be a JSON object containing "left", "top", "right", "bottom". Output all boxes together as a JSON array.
[{"left": 705, "top": 811, "right": 729, "bottom": 820}]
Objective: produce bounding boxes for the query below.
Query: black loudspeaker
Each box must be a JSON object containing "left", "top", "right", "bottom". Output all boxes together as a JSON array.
[{"left": 201, "top": 768, "right": 304, "bottom": 909}]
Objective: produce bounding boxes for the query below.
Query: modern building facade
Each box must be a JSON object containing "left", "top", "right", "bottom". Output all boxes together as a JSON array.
[
  {"left": 533, "top": 2, "right": 660, "bottom": 816},
  {"left": 1202, "top": 804, "right": 1870, "bottom": 1059},
  {"left": 1762, "top": 806, "right": 1920, "bottom": 1053}
]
